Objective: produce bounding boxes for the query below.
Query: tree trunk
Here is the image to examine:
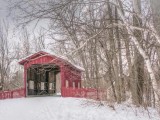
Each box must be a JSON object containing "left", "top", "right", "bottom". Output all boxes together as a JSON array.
[
  {"left": 107, "top": 0, "right": 121, "bottom": 103},
  {"left": 114, "top": 0, "right": 159, "bottom": 104},
  {"left": 132, "top": 0, "right": 144, "bottom": 105}
]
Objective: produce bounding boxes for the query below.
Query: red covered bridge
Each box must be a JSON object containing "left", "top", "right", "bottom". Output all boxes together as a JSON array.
[
  {"left": 0, "top": 50, "right": 106, "bottom": 100},
  {"left": 19, "top": 50, "right": 83, "bottom": 97}
]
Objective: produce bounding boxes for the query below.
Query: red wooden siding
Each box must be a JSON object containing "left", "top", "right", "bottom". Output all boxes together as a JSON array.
[
  {"left": 61, "top": 87, "right": 107, "bottom": 100},
  {"left": 0, "top": 87, "right": 107, "bottom": 101},
  {"left": 0, "top": 88, "right": 25, "bottom": 99},
  {"left": 21, "top": 51, "right": 83, "bottom": 97},
  {"left": 63, "top": 66, "right": 81, "bottom": 88},
  {"left": 0, "top": 51, "right": 89, "bottom": 100}
]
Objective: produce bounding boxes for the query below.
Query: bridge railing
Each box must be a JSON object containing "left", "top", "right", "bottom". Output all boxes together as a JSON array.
[
  {"left": 61, "top": 87, "right": 107, "bottom": 100},
  {"left": 0, "top": 88, "right": 25, "bottom": 100},
  {"left": 0, "top": 87, "right": 107, "bottom": 100}
]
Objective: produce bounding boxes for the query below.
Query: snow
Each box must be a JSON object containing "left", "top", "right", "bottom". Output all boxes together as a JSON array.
[
  {"left": 18, "top": 49, "right": 85, "bottom": 71},
  {"left": 9, "top": 59, "right": 22, "bottom": 73},
  {"left": 42, "top": 49, "right": 85, "bottom": 71},
  {"left": 0, "top": 97, "right": 159, "bottom": 120},
  {"left": 56, "top": 92, "right": 61, "bottom": 95}
]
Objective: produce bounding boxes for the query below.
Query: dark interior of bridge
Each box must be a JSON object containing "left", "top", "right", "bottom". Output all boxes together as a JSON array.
[{"left": 27, "top": 64, "right": 60, "bottom": 96}]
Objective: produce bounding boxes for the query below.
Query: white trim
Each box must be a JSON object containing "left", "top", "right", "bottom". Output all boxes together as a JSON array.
[{"left": 19, "top": 49, "right": 85, "bottom": 71}]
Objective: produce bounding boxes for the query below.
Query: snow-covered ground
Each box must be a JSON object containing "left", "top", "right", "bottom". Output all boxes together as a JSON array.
[{"left": 0, "top": 97, "right": 159, "bottom": 120}]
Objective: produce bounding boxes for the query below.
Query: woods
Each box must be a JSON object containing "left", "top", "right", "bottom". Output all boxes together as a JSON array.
[{"left": 0, "top": 0, "right": 160, "bottom": 108}]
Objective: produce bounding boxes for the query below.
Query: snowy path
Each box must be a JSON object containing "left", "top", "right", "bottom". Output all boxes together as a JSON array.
[{"left": 0, "top": 97, "right": 159, "bottom": 120}]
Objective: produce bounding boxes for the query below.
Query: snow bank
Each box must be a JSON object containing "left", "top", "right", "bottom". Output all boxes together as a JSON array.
[{"left": 0, "top": 97, "right": 159, "bottom": 120}]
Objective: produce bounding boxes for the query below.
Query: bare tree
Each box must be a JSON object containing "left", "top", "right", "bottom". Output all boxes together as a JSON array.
[
  {"left": 8, "top": 0, "right": 160, "bottom": 107},
  {"left": 0, "top": 21, "right": 12, "bottom": 90}
]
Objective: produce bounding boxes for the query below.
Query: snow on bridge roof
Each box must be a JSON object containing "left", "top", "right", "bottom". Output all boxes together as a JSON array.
[{"left": 18, "top": 49, "right": 84, "bottom": 71}]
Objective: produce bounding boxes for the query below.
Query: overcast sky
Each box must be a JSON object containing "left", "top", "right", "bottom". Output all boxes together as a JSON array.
[
  {"left": 0, "top": 0, "right": 51, "bottom": 46},
  {"left": 0, "top": 1, "right": 9, "bottom": 21}
]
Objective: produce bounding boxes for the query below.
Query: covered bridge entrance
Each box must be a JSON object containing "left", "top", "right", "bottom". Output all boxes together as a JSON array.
[
  {"left": 26, "top": 64, "right": 61, "bottom": 96},
  {"left": 19, "top": 50, "right": 83, "bottom": 97}
]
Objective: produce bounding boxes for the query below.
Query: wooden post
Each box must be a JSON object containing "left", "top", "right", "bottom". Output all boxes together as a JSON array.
[
  {"left": 60, "top": 66, "right": 65, "bottom": 96},
  {"left": 24, "top": 64, "right": 27, "bottom": 97}
]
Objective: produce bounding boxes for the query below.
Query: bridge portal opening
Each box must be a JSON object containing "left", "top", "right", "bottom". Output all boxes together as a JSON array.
[{"left": 27, "top": 64, "right": 61, "bottom": 96}]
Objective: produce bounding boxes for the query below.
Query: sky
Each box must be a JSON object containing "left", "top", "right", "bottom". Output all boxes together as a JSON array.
[
  {"left": 0, "top": 0, "right": 17, "bottom": 43},
  {"left": 0, "top": 1, "right": 7, "bottom": 19},
  {"left": 0, "top": 0, "right": 50, "bottom": 45}
]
